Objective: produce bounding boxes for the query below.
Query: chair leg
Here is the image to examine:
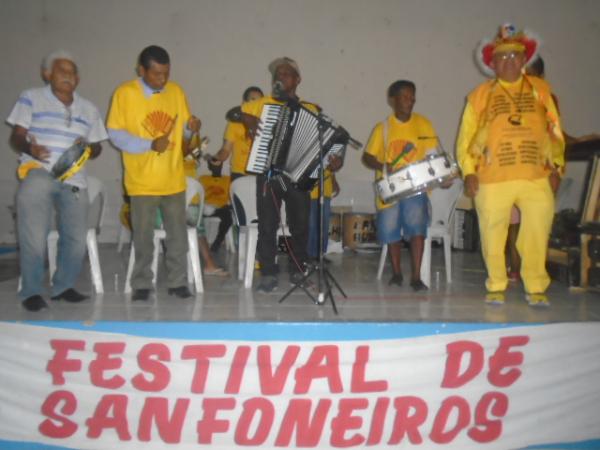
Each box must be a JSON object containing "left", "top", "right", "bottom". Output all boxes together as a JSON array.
[
  {"left": 117, "top": 225, "right": 130, "bottom": 253},
  {"left": 124, "top": 244, "right": 135, "bottom": 294},
  {"left": 187, "top": 228, "right": 203, "bottom": 293},
  {"left": 421, "top": 236, "right": 432, "bottom": 287},
  {"left": 238, "top": 227, "right": 247, "bottom": 281},
  {"left": 244, "top": 227, "right": 258, "bottom": 289},
  {"left": 152, "top": 234, "right": 161, "bottom": 286},
  {"left": 87, "top": 230, "right": 104, "bottom": 294},
  {"left": 376, "top": 244, "right": 388, "bottom": 280},
  {"left": 226, "top": 228, "right": 235, "bottom": 253},
  {"left": 443, "top": 232, "right": 452, "bottom": 283},
  {"left": 47, "top": 231, "right": 58, "bottom": 286}
]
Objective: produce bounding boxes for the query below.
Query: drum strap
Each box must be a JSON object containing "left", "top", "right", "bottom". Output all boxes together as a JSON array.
[{"left": 381, "top": 118, "right": 390, "bottom": 180}]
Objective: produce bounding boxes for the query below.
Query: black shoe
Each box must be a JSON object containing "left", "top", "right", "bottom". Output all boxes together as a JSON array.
[
  {"left": 256, "top": 275, "right": 278, "bottom": 293},
  {"left": 389, "top": 273, "right": 403, "bottom": 286},
  {"left": 51, "top": 288, "right": 88, "bottom": 303},
  {"left": 168, "top": 286, "right": 192, "bottom": 299},
  {"left": 410, "top": 279, "right": 428, "bottom": 292},
  {"left": 132, "top": 288, "right": 151, "bottom": 301},
  {"left": 22, "top": 295, "right": 48, "bottom": 312}
]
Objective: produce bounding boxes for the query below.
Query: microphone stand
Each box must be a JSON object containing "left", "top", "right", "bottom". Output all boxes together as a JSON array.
[{"left": 278, "top": 113, "right": 347, "bottom": 314}]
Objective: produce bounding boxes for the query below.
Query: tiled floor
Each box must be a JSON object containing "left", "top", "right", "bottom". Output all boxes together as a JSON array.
[{"left": 1, "top": 244, "right": 599, "bottom": 323}]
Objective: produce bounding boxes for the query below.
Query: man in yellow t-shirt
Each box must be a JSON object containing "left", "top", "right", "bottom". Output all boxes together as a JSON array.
[
  {"left": 456, "top": 24, "right": 564, "bottom": 306},
  {"left": 211, "top": 86, "right": 264, "bottom": 181},
  {"left": 107, "top": 45, "right": 201, "bottom": 301},
  {"left": 363, "top": 80, "right": 437, "bottom": 292}
]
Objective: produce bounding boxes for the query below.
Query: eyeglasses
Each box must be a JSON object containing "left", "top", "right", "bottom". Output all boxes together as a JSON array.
[{"left": 496, "top": 52, "right": 521, "bottom": 61}]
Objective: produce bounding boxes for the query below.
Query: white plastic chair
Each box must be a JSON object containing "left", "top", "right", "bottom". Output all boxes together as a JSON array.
[
  {"left": 376, "top": 180, "right": 463, "bottom": 287},
  {"left": 124, "top": 177, "right": 204, "bottom": 294},
  {"left": 230, "top": 176, "right": 259, "bottom": 289},
  {"left": 116, "top": 222, "right": 130, "bottom": 253},
  {"left": 230, "top": 176, "right": 291, "bottom": 289},
  {"left": 47, "top": 175, "right": 105, "bottom": 294}
]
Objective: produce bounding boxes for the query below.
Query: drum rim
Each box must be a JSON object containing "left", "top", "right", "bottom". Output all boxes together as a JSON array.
[{"left": 55, "top": 147, "right": 91, "bottom": 181}]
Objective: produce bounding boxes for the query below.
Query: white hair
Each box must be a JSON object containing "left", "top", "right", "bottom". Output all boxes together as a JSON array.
[{"left": 41, "top": 50, "right": 77, "bottom": 72}]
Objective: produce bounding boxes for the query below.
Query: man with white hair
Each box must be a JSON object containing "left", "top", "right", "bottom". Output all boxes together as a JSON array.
[{"left": 6, "top": 50, "right": 107, "bottom": 311}]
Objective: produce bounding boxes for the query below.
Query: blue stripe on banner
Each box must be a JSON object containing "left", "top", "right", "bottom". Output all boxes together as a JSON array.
[
  {"left": 0, "top": 441, "right": 67, "bottom": 449},
  {"left": 1, "top": 439, "right": 599, "bottom": 450},
  {"left": 15, "top": 321, "right": 540, "bottom": 341},
  {"left": 17, "top": 97, "right": 33, "bottom": 106},
  {"left": 28, "top": 127, "right": 81, "bottom": 140},
  {"left": 525, "top": 439, "right": 600, "bottom": 449}
]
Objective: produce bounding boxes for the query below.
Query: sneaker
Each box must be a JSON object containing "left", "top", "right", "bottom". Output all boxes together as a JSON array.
[
  {"left": 389, "top": 273, "right": 403, "bottom": 287},
  {"left": 485, "top": 291, "right": 505, "bottom": 305},
  {"left": 22, "top": 295, "right": 49, "bottom": 312},
  {"left": 410, "top": 279, "right": 428, "bottom": 292},
  {"left": 256, "top": 275, "right": 278, "bottom": 293},
  {"left": 167, "top": 286, "right": 193, "bottom": 299},
  {"left": 50, "top": 288, "right": 88, "bottom": 303},
  {"left": 526, "top": 293, "right": 550, "bottom": 307}
]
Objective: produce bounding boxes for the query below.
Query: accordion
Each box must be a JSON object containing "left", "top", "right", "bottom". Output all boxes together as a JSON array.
[{"left": 246, "top": 101, "right": 349, "bottom": 190}]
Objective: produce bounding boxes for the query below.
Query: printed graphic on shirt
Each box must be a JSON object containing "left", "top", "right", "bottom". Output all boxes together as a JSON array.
[
  {"left": 487, "top": 89, "right": 545, "bottom": 168},
  {"left": 141, "top": 110, "right": 176, "bottom": 151},
  {"left": 388, "top": 139, "right": 418, "bottom": 171}
]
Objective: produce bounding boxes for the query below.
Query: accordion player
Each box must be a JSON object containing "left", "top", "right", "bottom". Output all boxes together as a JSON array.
[{"left": 245, "top": 99, "right": 352, "bottom": 190}]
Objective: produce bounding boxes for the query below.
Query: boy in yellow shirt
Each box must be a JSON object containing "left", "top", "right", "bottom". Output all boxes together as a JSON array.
[{"left": 363, "top": 80, "right": 438, "bottom": 291}]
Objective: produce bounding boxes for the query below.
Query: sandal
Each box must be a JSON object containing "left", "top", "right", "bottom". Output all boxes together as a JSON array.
[{"left": 204, "top": 267, "right": 229, "bottom": 277}]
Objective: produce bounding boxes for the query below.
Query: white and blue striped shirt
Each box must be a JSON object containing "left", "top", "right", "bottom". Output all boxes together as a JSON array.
[{"left": 6, "top": 85, "right": 108, "bottom": 188}]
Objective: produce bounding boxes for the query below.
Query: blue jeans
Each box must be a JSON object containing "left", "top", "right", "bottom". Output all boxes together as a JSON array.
[
  {"left": 17, "top": 169, "right": 88, "bottom": 300},
  {"left": 376, "top": 193, "right": 429, "bottom": 244},
  {"left": 307, "top": 197, "right": 331, "bottom": 258}
]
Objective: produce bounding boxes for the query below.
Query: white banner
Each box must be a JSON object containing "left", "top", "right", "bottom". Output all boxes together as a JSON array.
[{"left": 0, "top": 322, "right": 599, "bottom": 449}]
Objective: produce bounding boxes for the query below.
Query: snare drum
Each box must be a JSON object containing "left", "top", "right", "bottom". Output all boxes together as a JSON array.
[
  {"left": 375, "top": 153, "right": 459, "bottom": 204},
  {"left": 51, "top": 141, "right": 91, "bottom": 182},
  {"left": 343, "top": 213, "right": 377, "bottom": 250}
]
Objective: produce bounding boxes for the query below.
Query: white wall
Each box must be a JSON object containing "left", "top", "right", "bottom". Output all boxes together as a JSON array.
[{"left": 1, "top": 0, "right": 599, "bottom": 242}]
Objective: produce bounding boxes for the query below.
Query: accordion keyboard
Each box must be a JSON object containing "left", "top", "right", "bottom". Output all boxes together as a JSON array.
[{"left": 246, "top": 104, "right": 282, "bottom": 174}]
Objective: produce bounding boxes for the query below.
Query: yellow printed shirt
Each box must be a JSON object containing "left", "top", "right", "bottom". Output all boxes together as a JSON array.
[
  {"left": 200, "top": 175, "right": 231, "bottom": 208},
  {"left": 456, "top": 76, "right": 564, "bottom": 184},
  {"left": 107, "top": 79, "right": 191, "bottom": 196},
  {"left": 224, "top": 121, "right": 252, "bottom": 175},
  {"left": 365, "top": 113, "right": 438, "bottom": 210}
]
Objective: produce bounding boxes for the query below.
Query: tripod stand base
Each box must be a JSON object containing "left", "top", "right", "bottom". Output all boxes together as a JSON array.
[{"left": 278, "top": 264, "right": 346, "bottom": 315}]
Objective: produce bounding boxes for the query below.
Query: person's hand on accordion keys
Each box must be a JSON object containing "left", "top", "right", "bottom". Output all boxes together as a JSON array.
[{"left": 241, "top": 113, "right": 261, "bottom": 140}]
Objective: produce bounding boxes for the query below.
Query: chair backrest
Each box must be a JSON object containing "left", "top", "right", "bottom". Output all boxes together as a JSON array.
[
  {"left": 86, "top": 175, "right": 105, "bottom": 231},
  {"left": 429, "top": 180, "right": 463, "bottom": 229},
  {"left": 230, "top": 176, "right": 257, "bottom": 226},
  {"left": 186, "top": 177, "right": 205, "bottom": 229}
]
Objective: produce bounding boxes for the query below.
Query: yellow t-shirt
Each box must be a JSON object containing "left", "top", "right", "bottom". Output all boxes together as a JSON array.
[
  {"left": 456, "top": 76, "right": 564, "bottom": 183},
  {"left": 364, "top": 113, "right": 437, "bottom": 209},
  {"left": 107, "top": 79, "right": 191, "bottom": 196},
  {"left": 200, "top": 175, "right": 231, "bottom": 208},
  {"left": 223, "top": 121, "right": 252, "bottom": 175}
]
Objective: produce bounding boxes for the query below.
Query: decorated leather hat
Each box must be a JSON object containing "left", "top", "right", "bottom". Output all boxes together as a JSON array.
[{"left": 476, "top": 23, "right": 540, "bottom": 77}]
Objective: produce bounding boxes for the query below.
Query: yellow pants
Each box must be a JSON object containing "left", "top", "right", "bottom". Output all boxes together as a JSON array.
[{"left": 474, "top": 178, "right": 554, "bottom": 294}]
